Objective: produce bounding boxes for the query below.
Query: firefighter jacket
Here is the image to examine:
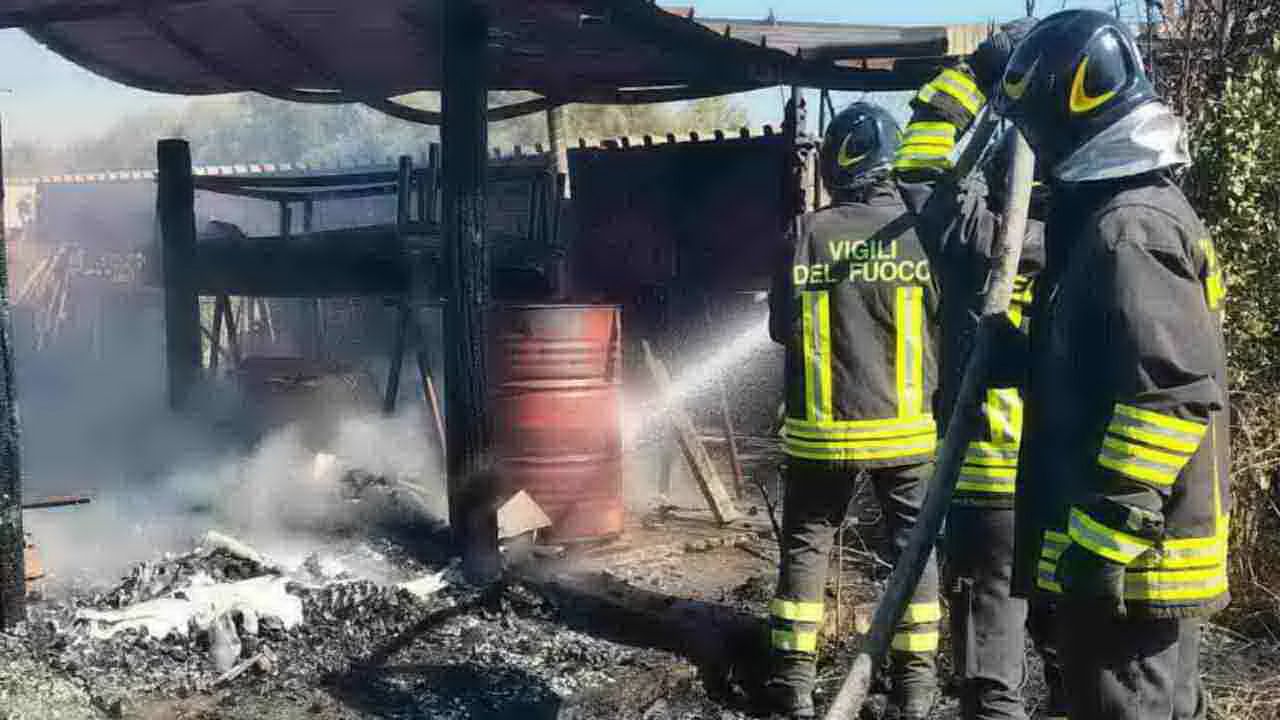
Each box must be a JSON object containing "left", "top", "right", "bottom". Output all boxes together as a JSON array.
[
  {"left": 769, "top": 183, "right": 941, "bottom": 469},
  {"left": 897, "top": 176, "right": 1045, "bottom": 509},
  {"left": 1012, "top": 173, "right": 1230, "bottom": 619}
]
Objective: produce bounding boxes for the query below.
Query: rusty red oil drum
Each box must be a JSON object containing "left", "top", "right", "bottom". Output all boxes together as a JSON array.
[{"left": 491, "top": 304, "right": 623, "bottom": 542}]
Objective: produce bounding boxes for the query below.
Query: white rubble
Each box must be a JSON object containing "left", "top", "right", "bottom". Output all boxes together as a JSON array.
[
  {"left": 396, "top": 568, "right": 450, "bottom": 601},
  {"left": 76, "top": 575, "right": 303, "bottom": 640}
]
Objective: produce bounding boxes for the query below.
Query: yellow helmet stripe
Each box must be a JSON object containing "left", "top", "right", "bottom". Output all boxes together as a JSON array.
[{"left": 1069, "top": 56, "right": 1118, "bottom": 114}]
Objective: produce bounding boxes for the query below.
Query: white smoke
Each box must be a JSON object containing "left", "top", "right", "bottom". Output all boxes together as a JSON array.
[{"left": 25, "top": 410, "right": 445, "bottom": 587}]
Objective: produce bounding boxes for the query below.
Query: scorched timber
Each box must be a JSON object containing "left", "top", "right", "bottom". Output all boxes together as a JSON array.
[{"left": 192, "top": 226, "right": 432, "bottom": 297}]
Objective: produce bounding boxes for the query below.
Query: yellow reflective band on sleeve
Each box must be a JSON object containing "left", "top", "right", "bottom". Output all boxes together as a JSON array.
[
  {"left": 984, "top": 388, "right": 1023, "bottom": 444},
  {"left": 771, "top": 599, "right": 824, "bottom": 623},
  {"left": 895, "top": 287, "right": 925, "bottom": 418},
  {"left": 893, "top": 155, "right": 954, "bottom": 172},
  {"left": 901, "top": 602, "right": 942, "bottom": 624},
  {"left": 772, "top": 628, "right": 819, "bottom": 654},
  {"left": 1124, "top": 566, "right": 1228, "bottom": 602},
  {"left": 891, "top": 630, "right": 940, "bottom": 653},
  {"left": 900, "top": 133, "right": 956, "bottom": 149},
  {"left": 1044, "top": 530, "right": 1071, "bottom": 546},
  {"left": 1068, "top": 508, "right": 1153, "bottom": 564},
  {"left": 956, "top": 478, "right": 1016, "bottom": 494},
  {"left": 1098, "top": 436, "right": 1188, "bottom": 486},
  {"left": 1037, "top": 530, "right": 1069, "bottom": 594},
  {"left": 1006, "top": 303, "right": 1024, "bottom": 327},
  {"left": 801, "top": 291, "right": 833, "bottom": 422},
  {"left": 902, "top": 121, "right": 957, "bottom": 136},
  {"left": 963, "top": 442, "right": 1021, "bottom": 465},
  {"left": 1008, "top": 274, "right": 1034, "bottom": 326},
  {"left": 918, "top": 69, "right": 986, "bottom": 115},
  {"left": 958, "top": 465, "right": 1016, "bottom": 478},
  {"left": 1109, "top": 404, "right": 1207, "bottom": 454},
  {"left": 896, "top": 145, "right": 951, "bottom": 164}
]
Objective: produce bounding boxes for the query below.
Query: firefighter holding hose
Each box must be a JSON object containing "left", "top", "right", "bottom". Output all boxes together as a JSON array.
[
  {"left": 891, "top": 18, "right": 1069, "bottom": 720},
  {"left": 992, "top": 10, "right": 1229, "bottom": 719},
  {"left": 764, "top": 102, "right": 941, "bottom": 720}
]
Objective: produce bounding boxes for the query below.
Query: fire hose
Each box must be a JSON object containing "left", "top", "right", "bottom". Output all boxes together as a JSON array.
[{"left": 822, "top": 117, "right": 1037, "bottom": 720}]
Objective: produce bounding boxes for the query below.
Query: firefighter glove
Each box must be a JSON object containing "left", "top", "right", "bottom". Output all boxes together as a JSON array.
[
  {"left": 970, "top": 17, "right": 1039, "bottom": 94},
  {"left": 1057, "top": 541, "right": 1127, "bottom": 618}
]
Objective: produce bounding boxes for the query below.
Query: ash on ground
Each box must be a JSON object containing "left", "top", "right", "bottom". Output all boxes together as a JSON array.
[{"left": 0, "top": 521, "right": 759, "bottom": 720}]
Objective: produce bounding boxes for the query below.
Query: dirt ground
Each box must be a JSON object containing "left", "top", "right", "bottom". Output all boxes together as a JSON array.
[{"left": 2, "top": 439, "right": 1277, "bottom": 720}]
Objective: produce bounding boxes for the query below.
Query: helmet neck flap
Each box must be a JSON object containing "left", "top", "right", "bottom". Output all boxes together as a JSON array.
[{"left": 1053, "top": 101, "right": 1189, "bottom": 183}]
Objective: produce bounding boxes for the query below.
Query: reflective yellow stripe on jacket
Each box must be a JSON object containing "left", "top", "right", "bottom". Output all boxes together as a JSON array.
[
  {"left": 894, "top": 120, "right": 957, "bottom": 173},
  {"left": 916, "top": 68, "right": 986, "bottom": 116},
  {"left": 1125, "top": 426, "right": 1229, "bottom": 604},
  {"left": 955, "top": 388, "right": 1023, "bottom": 499},
  {"left": 1099, "top": 404, "right": 1207, "bottom": 487},
  {"left": 784, "top": 287, "right": 935, "bottom": 462},
  {"left": 896, "top": 287, "right": 925, "bottom": 418}
]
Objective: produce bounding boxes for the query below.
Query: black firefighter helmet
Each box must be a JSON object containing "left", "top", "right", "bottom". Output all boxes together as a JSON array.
[
  {"left": 993, "top": 9, "right": 1157, "bottom": 166},
  {"left": 820, "top": 102, "right": 901, "bottom": 196}
]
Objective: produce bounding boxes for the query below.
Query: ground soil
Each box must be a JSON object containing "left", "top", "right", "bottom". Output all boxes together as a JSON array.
[{"left": 2, "top": 437, "right": 1277, "bottom": 720}]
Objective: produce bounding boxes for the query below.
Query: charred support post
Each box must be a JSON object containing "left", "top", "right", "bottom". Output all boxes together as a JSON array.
[
  {"left": 441, "top": 0, "right": 500, "bottom": 583},
  {"left": 546, "top": 107, "right": 568, "bottom": 197},
  {"left": 158, "top": 139, "right": 201, "bottom": 410},
  {"left": 0, "top": 120, "right": 24, "bottom": 628}
]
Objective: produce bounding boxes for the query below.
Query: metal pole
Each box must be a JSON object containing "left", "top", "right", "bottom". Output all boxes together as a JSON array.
[
  {"left": 157, "top": 139, "right": 201, "bottom": 410},
  {"left": 0, "top": 118, "right": 25, "bottom": 628},
  {"left": 301, "top": 199, "right": 321, "bottom": 359},
  {"left": 441, "top": 0, "right": 500, "bottom": 583},
  {"left": 823, "top": 124, "right": 1033, "bottom": 720}
]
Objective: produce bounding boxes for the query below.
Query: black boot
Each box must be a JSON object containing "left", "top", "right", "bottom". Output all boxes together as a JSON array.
[
  {"left": 761, "top": 653, "right": 817, "bottom": 719},
  {"left": 887, "top": 650, "right": 936, "bottom": 720}
]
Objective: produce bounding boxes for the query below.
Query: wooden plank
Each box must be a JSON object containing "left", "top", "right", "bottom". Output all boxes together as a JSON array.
[{"left": 641, "top": 341, "right": 740, "bottom": 525}]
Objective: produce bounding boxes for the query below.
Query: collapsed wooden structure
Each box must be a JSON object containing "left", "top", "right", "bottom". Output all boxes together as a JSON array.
[{"left": 0, "top": 0, "right": 996, "bottom": 624}]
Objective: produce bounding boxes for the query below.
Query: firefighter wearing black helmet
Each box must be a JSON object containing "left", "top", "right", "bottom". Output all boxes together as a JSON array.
[
  {"left": 993, "top": 10, "right": 1229, "bottom": 720},
  {"left": 892, "top": 19, "right": 1069, "bottom": 720},
  {"left": 764, "top": 102, "right": 941, "bottom": 719}
]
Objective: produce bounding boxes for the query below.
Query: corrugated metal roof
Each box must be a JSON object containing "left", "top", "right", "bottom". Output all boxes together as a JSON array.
[{"left": 0, "top": 1, "right": 982, "bottom": 119}]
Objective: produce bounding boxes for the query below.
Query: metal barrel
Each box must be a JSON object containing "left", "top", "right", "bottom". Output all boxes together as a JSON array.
[{"left": 491, "top": 304, "right": 623, "bottom": 542}]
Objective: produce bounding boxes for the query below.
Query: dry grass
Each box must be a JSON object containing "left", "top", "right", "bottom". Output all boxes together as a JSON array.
[{"left": 1204, "top": 623, "right": 1280, "bottom": 720}]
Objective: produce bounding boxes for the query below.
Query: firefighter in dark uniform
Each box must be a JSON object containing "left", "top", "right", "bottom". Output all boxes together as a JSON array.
[
  {"left": 892, "top": 21, "right": 1069, "bottom": 720},
  {"left": 992, "top": 10, "right": 1230, "bottom": 720},
  {"left": 765, "top": 102, "right": 941, "bottom": 720}
]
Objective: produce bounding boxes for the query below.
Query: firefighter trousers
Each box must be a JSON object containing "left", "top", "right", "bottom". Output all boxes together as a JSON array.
[
  {"left": 770, "top": 459, "right": 940, "bottom": 716},
  {"left": 945, "top": 507, "right": 1068, "bottom": 720},
  {"left": 1059, "top": 602, "right": 1206, "bottom": 720}
]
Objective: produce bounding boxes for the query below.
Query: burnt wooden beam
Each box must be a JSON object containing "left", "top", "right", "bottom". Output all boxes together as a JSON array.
[
  {"left": 158, "top": 139, "right": 202, "bottom": 410},
  {"left": 191, "top": 231, "right": 419, "bottom": 297},
  {"left": 441, "top": 0, "right": 500, "bottom": 584},
  {"left": 641, "top": 341, "right": 741, "bottom": 524},
  {"left": 0, "top": 119, "right": 25, "bottom": 629}
]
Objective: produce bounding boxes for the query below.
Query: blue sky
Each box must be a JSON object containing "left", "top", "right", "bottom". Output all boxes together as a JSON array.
[{"left": 0, "top": 0, "right": 1133, "bottom": 148}]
